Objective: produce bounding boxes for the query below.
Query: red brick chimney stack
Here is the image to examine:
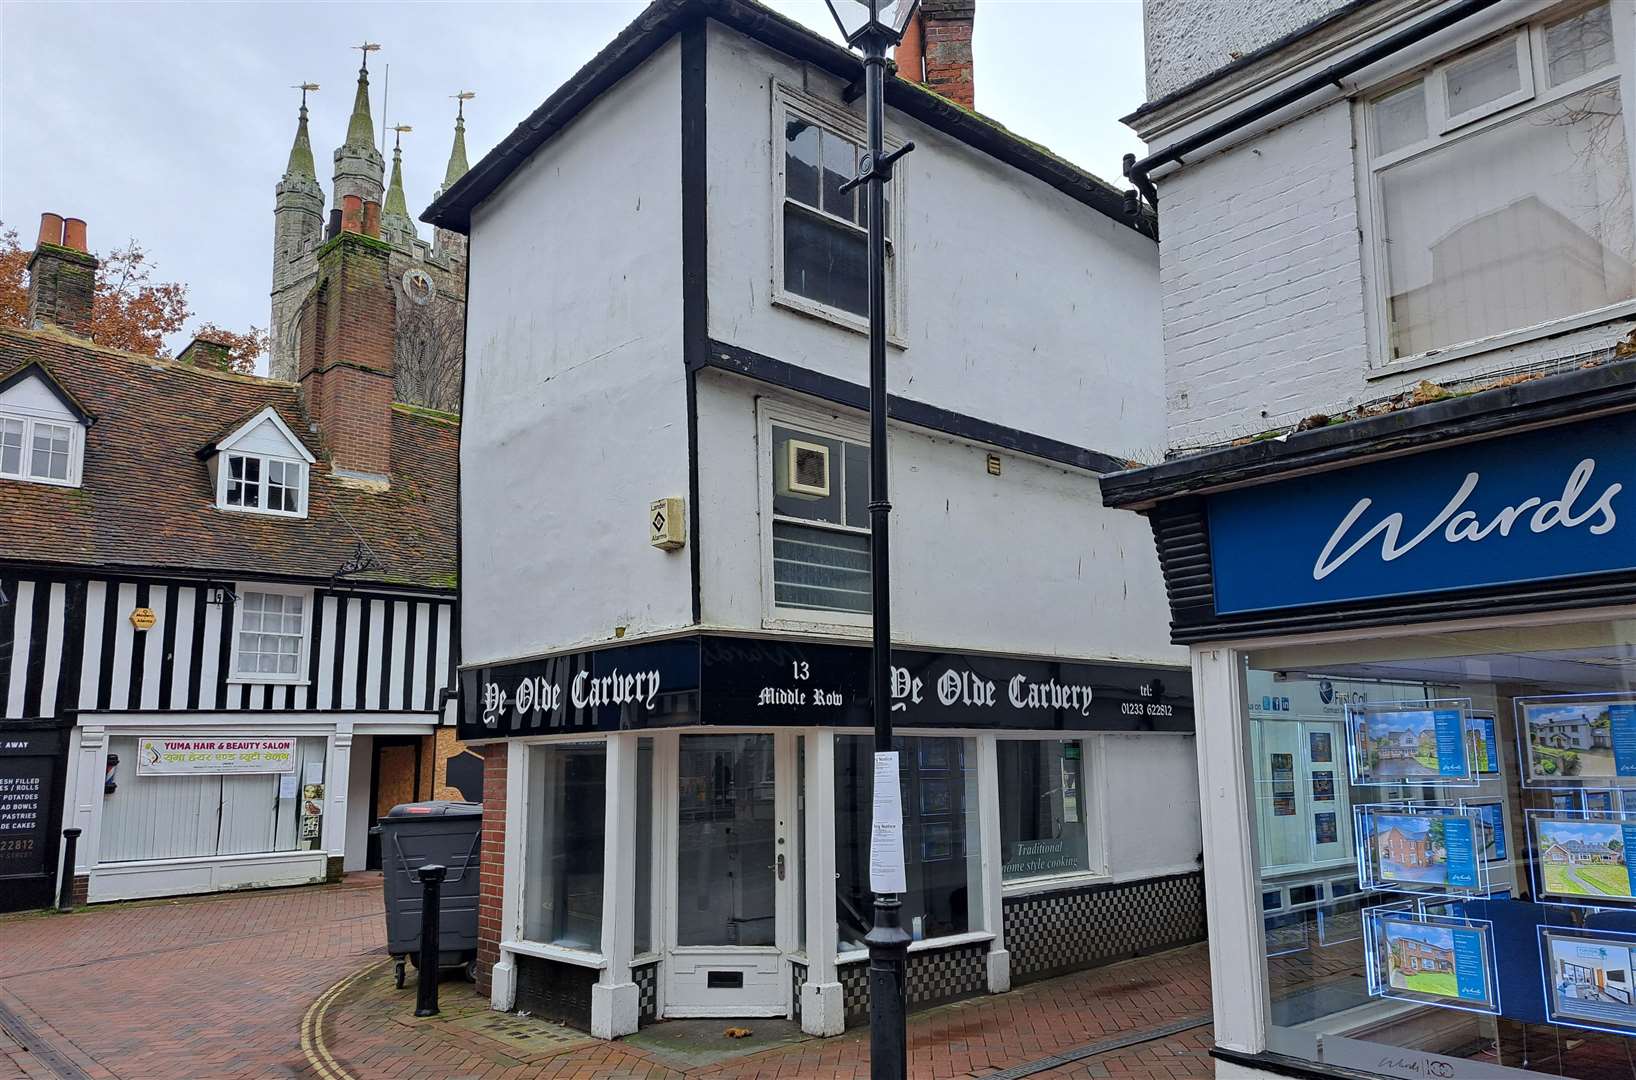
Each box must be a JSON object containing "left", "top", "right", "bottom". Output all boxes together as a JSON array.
[
  {"left": 27, "top": 212, "right": 99, "bottom": 338},
  {"left": 894, "top": 0, "right": 976, "bottom": 110},
  {"left": 294, "top": 201, "right": 395, "bottom": 482}
]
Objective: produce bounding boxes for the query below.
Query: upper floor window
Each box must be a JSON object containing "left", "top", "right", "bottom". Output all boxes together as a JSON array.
[
  {"left": 0, "top": 366, "right": 88, "bottom": 488},
  {"left": 229, "top": 586, "right": 310, "bottom": 683},
  {"left": 207, "top": 406, "right": 314, "bottom": 518},
  {"left": 1364, "top": 3, "right": 1634, "bottom": 362},
  {"left": 773, "top": 84, "right": 903, "bottom": 336},
  {"left": 761, "top": 403, "right": 872, "bottom": 625}
]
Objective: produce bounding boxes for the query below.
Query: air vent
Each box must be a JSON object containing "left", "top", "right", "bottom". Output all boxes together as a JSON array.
[
  {"left": 706, "top": 970, "right": 745, "bottom": 989},
  {"left": 780, "top": 438, "right": 831, "bottom": 499}
]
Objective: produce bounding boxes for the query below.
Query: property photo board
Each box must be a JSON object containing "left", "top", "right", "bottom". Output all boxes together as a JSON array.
[
  {"left": 1347, "top": 700, "right": 1475, "bottom": 786},
  {"left": 1462, "top": 799, "right": 1508, "bottom": 865},
  {"left": 1517, "top": 694, "right": 1636, "bottom": 787},
  {"left": 1365, "top": 907, "right": 1500, "bottom": 1014},
  {"left": 1528, "top": 811, "right": 1636, "bottom": 907},
  {"left": 1355, "top": 804, "right": 1486, "bottom": 897},
  {"left": 1468, "top": 714, "right": 1501, "bottom": 776},
  {"left": 1539, "top": 926, "right": 1636, "bottom": 1035}
]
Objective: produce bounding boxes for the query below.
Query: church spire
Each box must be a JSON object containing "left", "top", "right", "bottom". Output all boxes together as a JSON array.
[
  {"left": 384, "top": 125, "right": 413, "bottom": 225},
  {"left": 345, "top": 42, "right": 381, "bottom": 150},
  {"left": 285, "top": 83, "right": 319, "bottom": 180},
  {"left": 441, "top": 91, "right": 474, "bottom": 193}
]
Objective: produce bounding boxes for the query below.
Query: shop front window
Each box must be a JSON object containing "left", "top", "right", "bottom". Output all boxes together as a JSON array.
[
  {"left": 834, "top": 735, "right": 982, "bottom": 951},
  {"left": 998, "top": 738, "right": 1094, "bottom": 882},
  {"left": 99, "top": 736, "right": 328, "bottom": 861},
  {"left": 1246, "top": 618, "right": 1636, "bottom": 1076},
  {"left": 525, "top": 742, "right": 605, "bottom": 951},
  {"left": 634, "top": 738, "right": 653, "bottom": 956}
]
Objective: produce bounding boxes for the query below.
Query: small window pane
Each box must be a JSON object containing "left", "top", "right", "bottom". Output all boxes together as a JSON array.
[
  {"left": 1546, "top": 3, "right": 1615, "bottom": 86},
  {"left": 1, "top": 418, "right": 24, "bottom": 475},
  {"left": 821, "top": 131, "right": 860, "bottom": 224},
  {"left": 999, "top": 740, "right": 1092, "bottom": 881},
  {"left": 784, "top": 206, "right": 868, "bottom": 317},
  {"left": 773, "top": 520, "right": 870, "bottom": 613},
  {"left": 1373, "top": 83, "right": 1428, "bottom": 156},
  {"left": 785, "top": 117, "right": 821, "bottom": 209},
  {"left": 30, "top": 423, "right": 70, "bottom": 480},
  {"left": 1443, "top": 37, "right": 1521, "bottom": 119},
  {"left": 844, "top": 442, "right": 870, "bottom": 528}
]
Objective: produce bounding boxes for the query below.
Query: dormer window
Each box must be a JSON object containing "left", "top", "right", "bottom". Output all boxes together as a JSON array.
[
  {"left": 0, "top": 364, "right": 91, "bottom": 488},
  {"left": 206, "top": 406, "right": 315, "bottom": 518}
]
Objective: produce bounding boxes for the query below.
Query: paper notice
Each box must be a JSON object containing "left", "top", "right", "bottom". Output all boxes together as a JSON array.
[
  {"left": 303, "top": 761, "right": 324, "bottom": 785},
  {"left": 278, "top": 774, "right": 298, "bottom": 800},
  {"left": 869, "top": 751, "right": 907, "bottom": 893}
]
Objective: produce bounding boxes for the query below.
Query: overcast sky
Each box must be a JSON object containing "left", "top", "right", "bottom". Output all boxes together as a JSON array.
[{"left": 1, "top": 1, "right": 1148, "bottom": 369}]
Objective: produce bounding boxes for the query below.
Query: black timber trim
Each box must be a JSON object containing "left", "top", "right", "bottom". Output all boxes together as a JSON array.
[
  {"left": 0, "top": 360, "right": 96, "bottom": 425},
  {"left": 0, "top": 560, "right": 455, "bottom": 598},
  {"left": 697, "top": 339, "right": 1129, "bottom": 474},
  {"left": 681, "top": 20, "right": 707, "bottom": 627},
  {"left": 421, "top": 0, "right": 1149, "bottom": 239},
  {"left": 1101, "top": 357, "right": 1636, "bottom": 510}
]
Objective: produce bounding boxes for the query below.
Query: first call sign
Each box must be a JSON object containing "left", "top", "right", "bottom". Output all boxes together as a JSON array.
[{"left": 458, "top": 634, "right": 1193, "bottom": 740}]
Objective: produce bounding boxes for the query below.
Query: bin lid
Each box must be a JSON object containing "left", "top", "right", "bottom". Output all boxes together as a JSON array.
[{"left": 382, "top": 800, "right": 482, "bottom": 820}]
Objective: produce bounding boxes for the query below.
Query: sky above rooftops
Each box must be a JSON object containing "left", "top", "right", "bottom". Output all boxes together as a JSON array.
[{"left": 0, "top": 1, "right": 1147, "bottom": 372}]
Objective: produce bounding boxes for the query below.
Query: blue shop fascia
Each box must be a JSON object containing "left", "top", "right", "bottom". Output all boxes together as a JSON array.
[{"left": 1102, "top": 359, "right": 1636, "bottom": 1080}]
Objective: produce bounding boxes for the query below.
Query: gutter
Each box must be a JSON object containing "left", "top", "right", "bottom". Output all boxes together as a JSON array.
[{"left": 1121, "top": 0, "right": 1503, "bottom": 214}]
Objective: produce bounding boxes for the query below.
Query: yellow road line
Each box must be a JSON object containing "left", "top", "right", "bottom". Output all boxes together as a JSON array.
[{"left": 300, "top": 959, "right": 385, "bottom": 1080}]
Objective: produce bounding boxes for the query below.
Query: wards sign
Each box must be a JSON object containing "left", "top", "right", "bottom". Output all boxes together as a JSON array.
[{"left": 1208, "top": 415, "right": 1636, "bottom": 615}]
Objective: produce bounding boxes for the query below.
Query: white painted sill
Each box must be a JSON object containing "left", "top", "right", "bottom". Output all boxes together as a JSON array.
[
  {"left": 836, "top": 930, "right": 995, "bottom": 965},
  {"left": 500, "top": 939, "right": 608, "bottom": 970},
  {"left": 1001, "top": 870, "right": 1114, "bottom": 898},
  {"left": 1366, "top": 299, "right": 1636, "bottom": 382},
  {"left": 770, "top": 292, "right": 909, "bottom": 350}
]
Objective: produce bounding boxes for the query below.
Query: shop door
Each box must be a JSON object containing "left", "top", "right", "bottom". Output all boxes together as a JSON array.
[{"left": 665, "top": 733, "right": 790, "bottom": 1016}]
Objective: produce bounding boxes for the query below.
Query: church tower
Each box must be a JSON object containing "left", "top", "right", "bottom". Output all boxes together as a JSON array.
[
  {"left": 333, "top": 47, "right": 385, "bottom": 207},
  {"left": 434, "top": 94, "right": 473, "bottom": 262},
  {"left": 269, "top": 86, "right": 325, "bottom": 382}
]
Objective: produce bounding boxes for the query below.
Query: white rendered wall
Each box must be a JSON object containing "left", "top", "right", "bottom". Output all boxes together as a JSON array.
[
  {"left": 694, "top": 372, "right": 1183, "bottom": 665},
  {"left": 703, "top": 23, "right": 1167, "bottom": 464},
  {"left": 1141, "top": 0, "right": 1350, "bottom": 100},
  {"left": 1101, "top": 733, "right": 1201, "bottom": 878},
  {"left": 461, "top": 42, "right": 689, "bottom": 666}
]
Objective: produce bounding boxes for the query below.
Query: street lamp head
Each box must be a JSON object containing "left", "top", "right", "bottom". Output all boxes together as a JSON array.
[{"left": 822, "top": 0, "right": 919, "bottom": 51}]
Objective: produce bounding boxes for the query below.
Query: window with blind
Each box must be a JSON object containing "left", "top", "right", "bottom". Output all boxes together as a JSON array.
[
  {"left": 767, "top": 419, "right": 872, "bottom": 621},
  {"left": 1365, "top": 3, "right": 1634, "bottom": 361},
  {"left": 773, "top": 84, "right": 902, "bottom": 334}
]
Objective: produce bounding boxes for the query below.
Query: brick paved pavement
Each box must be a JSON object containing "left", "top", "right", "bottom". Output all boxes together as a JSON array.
[{"left": 0, "top": 878, "right": 1215, "bottom": 1080}]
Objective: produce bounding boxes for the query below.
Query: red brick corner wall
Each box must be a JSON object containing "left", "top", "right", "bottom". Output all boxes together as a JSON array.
[{"left": 474, "top": 743, "right": 507, "bottom": 996}]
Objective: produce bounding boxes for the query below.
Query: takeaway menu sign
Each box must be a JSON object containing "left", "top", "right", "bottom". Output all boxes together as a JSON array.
[{"left": 459, "top": 634, "right": 1192, "bottom": 739}]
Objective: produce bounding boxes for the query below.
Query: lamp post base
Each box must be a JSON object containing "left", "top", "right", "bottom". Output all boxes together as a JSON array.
[{"left": 866, "top": 894, "right": 912, "bottom": 1080}]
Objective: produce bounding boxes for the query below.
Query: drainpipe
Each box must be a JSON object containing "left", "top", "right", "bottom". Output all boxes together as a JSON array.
[{"left": 1123, "top": 0, "right": 1505, "bottom": 213}]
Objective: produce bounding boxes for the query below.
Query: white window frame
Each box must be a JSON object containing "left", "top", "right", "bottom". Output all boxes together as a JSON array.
[
  {"left": 1356, "top": 0, "right": 1636, "bottom": 375},
  {"left": 770, "top": 81, "right": 908, "bottom": 344},
  {"left": 217, "top": 452, "right": 309, "bottom": 518},
  {"left": 994, "top": 734, "right": 1111, "bottom": 895},
  {"left": 1437, "top": 29, "right": 1536, "bottom": 133},
  {"left": 226, "top": 583, "right": 313, "bottom": 685},
  {"left": 756, "top": 397, "right": 873, "bottom": 633},
  {"left": 0, "top": 406, "right": 84, "bottom": 488}
]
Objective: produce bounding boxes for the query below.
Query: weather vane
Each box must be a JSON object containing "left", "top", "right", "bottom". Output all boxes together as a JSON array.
[
  {"left": 390, "top": 123, "right": 412, "bottom": 150},
  {"left": 452, "top": 89, "right": 475, "bottom": 119},
  {"left": 354, "top": 41, "right": 381, "bottom": 70},
  {"left": 292, "top": 82, "right": 319, "bottom": 108}
]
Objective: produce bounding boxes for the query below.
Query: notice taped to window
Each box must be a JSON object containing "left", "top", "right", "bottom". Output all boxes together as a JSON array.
[{"left": 869, "top": 751, "right": 907, "bottom": 893}]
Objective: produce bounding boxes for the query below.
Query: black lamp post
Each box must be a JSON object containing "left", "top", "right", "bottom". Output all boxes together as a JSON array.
[{"left": 820, "top": 1, "right": 918, "bottom": 1076}]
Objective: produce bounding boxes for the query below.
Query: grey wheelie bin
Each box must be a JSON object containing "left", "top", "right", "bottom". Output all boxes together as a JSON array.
[{"left": 378, "top": 800, "right": 482, "bottom": 988}]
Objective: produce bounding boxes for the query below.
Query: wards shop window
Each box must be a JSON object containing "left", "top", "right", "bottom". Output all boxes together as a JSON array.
[
  {"left": 766, "top": 417, "right": 872, "bottom": 623},
  {"left": 1365, "top": 2, "right": 1635, "bottom": 362},
  {"left": 775, "top": 85, "right": 902, "bottom": 334}
]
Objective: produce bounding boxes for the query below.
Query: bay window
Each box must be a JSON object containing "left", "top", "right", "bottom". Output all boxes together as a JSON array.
[{"left": 1365, "top": 2, "right": 1634, "bottom": 362}]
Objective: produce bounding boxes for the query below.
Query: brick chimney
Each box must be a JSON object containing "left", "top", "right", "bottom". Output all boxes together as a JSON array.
[
  {"left": 295, "top": 199, "right": 395, "bottom": 483},
  {"left": 177, "top": 334, "right": 234, "bottom": 370},
  {"left": 27, "top": 213, "right": 98, "bottom": 337},
  {"left": 894, "top": 0, "right": 976, "bottom": 110}
]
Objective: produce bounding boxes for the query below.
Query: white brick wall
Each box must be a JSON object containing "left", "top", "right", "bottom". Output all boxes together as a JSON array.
[{"left": 1157, "top": 102, "right": 1370, "bottom": 448}]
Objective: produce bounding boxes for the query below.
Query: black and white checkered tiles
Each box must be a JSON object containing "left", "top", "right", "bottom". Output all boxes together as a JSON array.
[{"left": 1003, "top": 870, "right": 1206, "bottom": 985}]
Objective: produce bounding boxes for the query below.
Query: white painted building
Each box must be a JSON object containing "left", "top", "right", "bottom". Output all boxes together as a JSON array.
[
  {"left": 1105, "top": 2, "right": 1636, "bottom": 1079},
  {"left": 425, "top": 0, "right": 1200, "bottom": 1040}
]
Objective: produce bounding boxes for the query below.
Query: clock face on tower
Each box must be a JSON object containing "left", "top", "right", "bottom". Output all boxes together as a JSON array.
[{"left": 402, "top": 267, "right": 436, "bottom": 306}]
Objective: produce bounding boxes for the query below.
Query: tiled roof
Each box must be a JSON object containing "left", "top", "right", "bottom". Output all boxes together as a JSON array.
[{"left": 0, "top": 325, "right": 457, "bottom": 592}]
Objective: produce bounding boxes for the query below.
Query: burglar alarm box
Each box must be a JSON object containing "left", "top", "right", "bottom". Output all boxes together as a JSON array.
[{"left": 650, "top": 497, "right": 686, "bottom": 550}]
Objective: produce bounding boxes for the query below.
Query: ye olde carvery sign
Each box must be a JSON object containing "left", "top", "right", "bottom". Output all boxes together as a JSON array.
[{"left": 458, "top": 634, "right": 1192, "bottom": 740}]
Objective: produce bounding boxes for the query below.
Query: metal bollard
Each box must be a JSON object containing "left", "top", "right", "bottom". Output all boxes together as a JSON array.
[
  {"left": 415, "top": 863, "right": 446, "bottom": 1017},
  {"left": 57, "top": 829, "right": 82, "bottom": 912}
]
